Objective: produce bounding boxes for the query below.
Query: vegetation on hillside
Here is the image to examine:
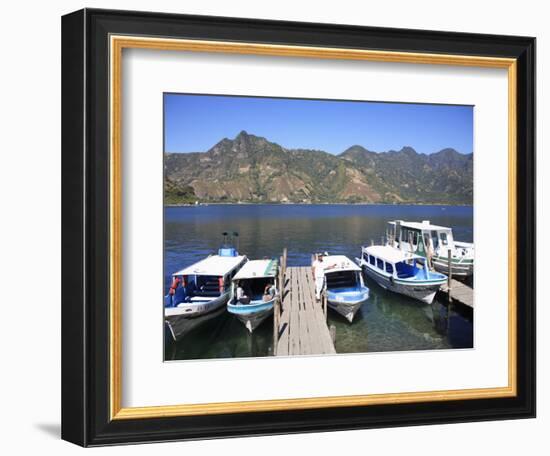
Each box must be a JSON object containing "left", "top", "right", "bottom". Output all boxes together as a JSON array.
[{"left": 164, "top": 131, "right": 473, "bottom": 205}]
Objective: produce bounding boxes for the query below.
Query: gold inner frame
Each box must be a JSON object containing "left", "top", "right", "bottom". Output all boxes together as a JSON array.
[{"left": 109, "top": 35, "right": 517, "bottom": 420}]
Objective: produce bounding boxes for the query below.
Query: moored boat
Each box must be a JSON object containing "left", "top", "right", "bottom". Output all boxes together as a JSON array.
[
  {"left": 387, "top": 220, "right": 474, "bottom": 278},
  {"left": 164, "top": 233, "right": 247, "bottom": 341},
  {"left": 357, "top": 245, "right": 447, "bottom": 304},
  {"left": 227, "top": 258, "right": 279, "bottom": 333},
  {"left": 316, "top": 254, "right": 369, "bottom": 323}
]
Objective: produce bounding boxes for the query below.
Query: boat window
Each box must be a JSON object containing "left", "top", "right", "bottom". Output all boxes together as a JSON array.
[
  {"left": 369, "top": 255, "right": 375, "bottom": 266},
  {"left": 431, "top": 231, "right": 439, "bottom": 248},
  {"left": 376, "top": 258, "right": 384, "bottom": 270},
  {"left": 395, "top": 261, "right": 415, "bottom": 278},
  {"left": 363, "top": 252, "right": 369, "bottom": 263},
  {"left": 195, "top": 275, "right": 223, "bottom": 296},
  {"left": 423, "top": 233, "right": 430, "bottom": 247},
  {"left": 440, "top": 232, "right": 448, "bottom": 246},
  {"left": 402, "top": 228, "right": 419, "bottom": 246},
  {"left": 385, "top": 262, "right": 394, "bottom": 274},
  {"left": 326, "top": 271, "right": 357, "bottom": 289},
  {"left": 246, "top": 278, "right": 274, "bottom": 298}
]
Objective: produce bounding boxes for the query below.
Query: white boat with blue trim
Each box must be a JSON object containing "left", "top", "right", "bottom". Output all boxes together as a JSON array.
[
  {"left": 319, "top": 255, "right": 369, "bottom": 323},
  {"left": 357, "top": 245, "right": 447, "bottom": 304},
  {"left": 387, "top": 220, "right": 474, "bottom": 278},
  {"left": 227, "top": 258, "right": 279, "bottom": 333},
  {"left": 164, "top": 233, "right": 247, "bottom": 341}
]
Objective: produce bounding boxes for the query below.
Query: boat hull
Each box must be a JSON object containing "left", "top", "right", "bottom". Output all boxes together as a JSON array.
[
  {"left": 164, "top": 293, "right": 229, "bottom": 341},
  {"left": 432, "top": 255, "right": 474, "bottom": 278},
  {"left": 362, "top": 265, "right": 444, "bottom": 305},
  {"left": 327, "top": 288, "right": 369, "bottom": 323},
  {"left": 227, "top": 299, "right": 274, "bottom": 333}
]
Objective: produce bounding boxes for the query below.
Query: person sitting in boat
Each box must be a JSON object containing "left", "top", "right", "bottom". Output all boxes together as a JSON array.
[
  {"left": 262, "top": 283, "right": 276, "bottom": 302},
  {"left": 236, "top": 281, "right": 251, "bottom": 304},
  {"left": 168, "top": 276, "right": 182, "bottom": 306}
]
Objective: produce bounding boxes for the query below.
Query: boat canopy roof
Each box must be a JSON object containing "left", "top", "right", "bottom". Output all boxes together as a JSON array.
[
  {"left": 389, "top": 220, "right": 451, "bottom": 232},
  {"left": 233, "top": 259, "right": 279, "bottom": 280},
  {"left": 321, "top": 255, "right": 362, "bottom": 273},
  {"left": 364, "top": 245, "right": 422, "bottom": 264},
  {"left": 172, "top": 255, "right": 246, "bottom": 277}
]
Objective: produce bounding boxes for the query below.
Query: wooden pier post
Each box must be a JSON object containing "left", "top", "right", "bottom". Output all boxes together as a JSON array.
[
  {"left": 447, "top": 249, "right": 453, "bottom": 288},
  {"left": 273, "top": 250, "right": 286, "bottom": 356},
  {"left": 447, "top": 249, "right": 453, "bottom": 327},
  {"left": 273, "top": 295, "right": 280, "bottom": 356}
]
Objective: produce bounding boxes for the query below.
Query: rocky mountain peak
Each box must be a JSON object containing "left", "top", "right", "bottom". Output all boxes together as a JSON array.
[
  {"left": 397, "top": 146, "right": 417, "bottom": 156},
  {"left": 165, "top": 132, "right": 473, "bottom": 205}
]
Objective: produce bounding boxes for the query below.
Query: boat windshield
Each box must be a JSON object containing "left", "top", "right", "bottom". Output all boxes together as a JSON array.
[
  {"left": 326, "top": 270, "right": 358, "bottom": 290},
  {"left": 187, "top": 275, "right": 223, "bottom": 297},
  {"left": 395, "top": 261, "right": 416, "bottom": 279},
  {"left": 235, "top": 278, "right": 275, "bottom": 302}
]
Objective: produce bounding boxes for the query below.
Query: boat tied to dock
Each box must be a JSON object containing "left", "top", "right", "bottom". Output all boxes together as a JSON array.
[
  {"left": 314, "top": 254, "right": 369, "bottom": 323},
  {"left": 164, "top": 232, "right": 247, "bottom": 341},
  {"left": 227, "top": 258, "right": 280, "bottom": 333},
  {"left": 357, "top": 245, "right": 447, "bottom": 304},
  {"left": 387, "top": 220, "right": 474, "bottom": 278}
]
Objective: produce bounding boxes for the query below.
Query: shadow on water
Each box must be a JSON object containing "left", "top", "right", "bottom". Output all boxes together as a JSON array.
[
  {"left": 432, "top": 298, "right": 474, "bottom": 349},
  {"left": 164, "top": 204, "right": 473, "bottom": 360},
  {"left": 332, "top": 271, "right": 473, "bottom": 354},
  {"left": 166, "top": 311, "right": 274, "bottom": 360}
]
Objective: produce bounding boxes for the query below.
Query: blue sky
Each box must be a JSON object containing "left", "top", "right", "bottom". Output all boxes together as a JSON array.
[{"left": 164, "top": 94, "right": 473, "bottom": 155}]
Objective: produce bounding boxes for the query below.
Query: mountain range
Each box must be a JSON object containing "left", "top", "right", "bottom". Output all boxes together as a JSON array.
[{"left": 164, "top": 131, "right": 473, "bottom": 205}]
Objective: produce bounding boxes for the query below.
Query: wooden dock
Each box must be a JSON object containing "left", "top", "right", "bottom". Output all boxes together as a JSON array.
[
  {"left": 274, "top": 266, "right": 336, "bottom": 356},
  {"left": 440, "top": 279, "right": 474, "bottom": 308}
]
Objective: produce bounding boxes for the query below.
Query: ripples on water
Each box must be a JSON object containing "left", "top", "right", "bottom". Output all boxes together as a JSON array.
[{"left": 164, "top": 204, "right": 473, "bottom": 360}]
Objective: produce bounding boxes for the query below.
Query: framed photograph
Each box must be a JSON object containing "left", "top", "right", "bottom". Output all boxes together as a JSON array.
[{"left": 61, "top": 8, "right": 535, "bottom": 446}]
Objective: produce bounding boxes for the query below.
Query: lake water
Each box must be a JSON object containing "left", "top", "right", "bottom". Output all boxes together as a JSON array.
[{"left": 164, "top": 204, "right": 473, "bottom": 360}]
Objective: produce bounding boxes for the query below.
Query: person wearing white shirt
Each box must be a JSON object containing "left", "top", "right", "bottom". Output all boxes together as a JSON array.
[
  {"left": 236, "top": 282, "right": 250, "bottom": 304},
  {"left": 312, "top": 254, "right": 327, "bottom": 300}
]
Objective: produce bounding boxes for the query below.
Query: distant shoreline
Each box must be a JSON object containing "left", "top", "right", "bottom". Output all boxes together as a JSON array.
[{"left": 164, "top": 202, "right": 474, "bottom": 208}]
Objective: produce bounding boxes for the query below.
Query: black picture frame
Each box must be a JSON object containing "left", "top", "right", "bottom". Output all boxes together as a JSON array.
[{"left": 62, "top": 8, "right": 536, "bottom": 447}]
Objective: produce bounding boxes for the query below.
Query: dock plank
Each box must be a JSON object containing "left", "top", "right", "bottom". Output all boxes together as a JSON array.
[
  {"left": 311, "top": 272, "right": 336, "bottom": 354},
  {"left": 275, "top": 266, "right": 336, "bottom": 356},
  {"left": 277, "top": 290, "right": 290, "bottom": 355},
  {"left": 440, "top": 279, "right": 474, "bottom": 308},
  {"left": 299, "top": 268, "right": 319, "bottom": 355},
  {"left": 301, "top": 270, "right": 323, "bottom": 354},
  {"left": 302, "top": 268, "right": 332, "bottom": 354},
  {"left": 288, "top": 268, "right": 301, "bottom": 356},
  {"left": 275, "top": 267, "right": 292, "bottom": 356}
]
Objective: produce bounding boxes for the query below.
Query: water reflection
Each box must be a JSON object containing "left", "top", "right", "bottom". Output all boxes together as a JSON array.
[{"left": 164, "top": 204, "right": 473, "bottom": 360}]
